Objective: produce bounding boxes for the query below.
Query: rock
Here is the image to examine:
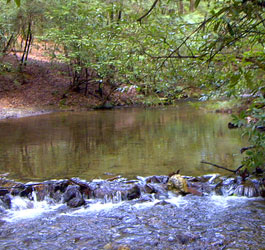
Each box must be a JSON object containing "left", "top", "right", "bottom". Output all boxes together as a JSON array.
[
  {"left": 0, "top": 189, "right": 9, "bottom": 196},
  {"left": 167, "top": 174, "right": 188, "bottom": 194},
  {"left": 67, "top": 197, "right": 85, "bottom": 208},
  {"left": 136, "top": 194, "right": 154, "bottom": 203},
  {"left": 63, "top": 185, "right": 85, "bottom": 207},
  {"left": 126, "top": 185, "right": 141, "bottom": 200},
  {"left": 63, "top": 185, "right": 80, "bottom": 202},
  {"left": 154, "top": 200, "right": 171, "bottom": 206},
  {"left": 69, "top": 178, "right": 92, "bottom": 198},
  {"left": 34, "top": 183, "right": 53, "bottom": 201},
  {"left": 0, "top": 194, "right": 11, "bottom": 209},
  {"left": 143, "top": 183, "right": 168, "bottom": 199},
  {"left": 214, "top": 177, "right": 237, "bottom": 196},
  {"left": 234, "top": 179, "right": 260, "bottom": 197},
  {"left": 187, "top": 187, "right": 203, "bottom": 196},
  {"left": 145, "top": 175, "right": 169, "bottom": 184},
  {"left": 20, "top": 186, "right": 33, "bottom": 198},
  {"left": 52, "top": 180, "right": 70, "bottom": 193}
]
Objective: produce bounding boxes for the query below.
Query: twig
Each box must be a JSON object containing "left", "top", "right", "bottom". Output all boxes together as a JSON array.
[
  {"left": 200, "top": 160, "right": 243, "bottom": 173},
  {"left": 137, "top": 0, "right": 159, "bottom": 23}
]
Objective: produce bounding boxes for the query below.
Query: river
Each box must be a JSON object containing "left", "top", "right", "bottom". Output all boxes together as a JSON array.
[
  {"left": 0, "top": 103, "right": 244, "bottom": 181},
  {"left": 0, "top": 103, "right": 264, "bottom": 249}
]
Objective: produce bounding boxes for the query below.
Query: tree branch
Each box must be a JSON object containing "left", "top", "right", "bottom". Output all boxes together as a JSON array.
[
  {"left": 200, "top": 160, "right": 244, "bottom": 173},
  {"left": 151, "top": 55, "right": 203, "bottom": 59},
  {"left": 137, "top": 0, "right": 159, "bottom": 22}
]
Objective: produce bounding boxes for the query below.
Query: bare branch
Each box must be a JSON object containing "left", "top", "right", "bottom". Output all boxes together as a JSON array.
[
  {"left": 137, "top": 0, "right": 159, "bottom": 23},
  {"left": 200, "top": 160, "right": 242, "bottom": 173}
]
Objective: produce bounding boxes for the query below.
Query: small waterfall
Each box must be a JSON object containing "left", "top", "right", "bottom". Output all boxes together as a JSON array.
[
  {"left": 3, "top": 189, "right": 63, "bottom": 222},
  {"left": 104, "top": 191, "right": 122, "bottom": 204}
]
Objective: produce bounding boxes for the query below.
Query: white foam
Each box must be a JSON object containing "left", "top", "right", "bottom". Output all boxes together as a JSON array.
[
  {"left": 134, "top": 193, "right": 187, "bottom": 209},
  {"left": 209, "top": 194, "right": 260, "bottom": 208},
  {"left": 66, "top": 201, "right": 124, "bottom": 216},
  {"left": 3, "top": 195, "right": 63, "bottom": 223}
]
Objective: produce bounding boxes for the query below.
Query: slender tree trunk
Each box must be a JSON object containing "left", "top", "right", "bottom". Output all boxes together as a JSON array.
[
  {"left": 21, "top": 21, "right": 32, "bottom": 66},
  {"left": 189, "top": 0, "right": 195, "bottom": 12},
  {"left": 3, "top": 34, "right": 14, "bottom": 54},
  {"left": 178, "top": 0, "right": 184, "bottom": 15},
  {"left": 24, "top": 32, "right": 33, "bottom": 66}
]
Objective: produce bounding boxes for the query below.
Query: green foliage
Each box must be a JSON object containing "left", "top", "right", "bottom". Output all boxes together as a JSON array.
[
  {"left": 232, "top": 97, "right": 265, "bottom": 171},
  {"left": 7, "top": 0, "right": 20, "bottom": 7}
]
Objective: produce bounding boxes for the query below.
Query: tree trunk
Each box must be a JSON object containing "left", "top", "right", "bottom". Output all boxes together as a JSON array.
[
  {"left": 178, "top": 0, "right": 184, "bottom": 15},
  {"left": 3, "top": 34, "right": 14, "bottom": 54},
  {"left": 20, "top": 21, "right": 32, "bottom": 66},
  {"left": 189, "top": 0, "right": 195, "bottom": 12}
]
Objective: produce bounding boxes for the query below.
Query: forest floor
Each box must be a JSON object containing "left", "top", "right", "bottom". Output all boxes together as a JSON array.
[{"left": 0, "top": 45, "right": 139, "bottom": 119}]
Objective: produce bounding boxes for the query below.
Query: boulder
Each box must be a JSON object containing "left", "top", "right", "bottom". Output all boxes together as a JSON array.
[
  {"left": 126, "top": 185, "right": 141, "bottom": 200},
  {"left": 63, "top": 185, "right": 85, "bottom": 208},
  {"left": 167, "top": 174, "right": 188, "bottom": 194}
]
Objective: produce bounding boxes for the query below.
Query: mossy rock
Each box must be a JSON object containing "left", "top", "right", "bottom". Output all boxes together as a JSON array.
[{"left": 167, "top": 174, "right": 188, "bottom": 194}]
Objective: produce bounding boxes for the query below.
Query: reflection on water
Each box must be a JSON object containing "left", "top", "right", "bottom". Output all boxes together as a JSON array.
[{"left": 0, "top": 103, "right": 245, "bottom": 181}]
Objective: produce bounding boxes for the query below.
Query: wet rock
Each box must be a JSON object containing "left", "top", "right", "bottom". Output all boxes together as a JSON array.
[
  {"left": 0, "top": 189, "right": 9, "bottom": 196},
  {"left": 214, "top": 177, "right": 238, "bottom": 196},
  {"left": 20, "top": 186, "right": 33, "bottom": 198},
  {"left": 187, "top": 186, "right": 203, "bottom": 196},
  {"left": 34, "top": 183, "right": 53, "bottom": 201},
  {"left": 52, "top": 190, "right": 63, "bottom": 203},
  {"left": 143, "top": 183, "right": 168, "bottom": 199},
  {"left": 136, "top": 194, "right": 154, "bottom": 203},
  {"left": 67, "top": 197, "right": 85, "bottom": 208},
  {"left": 167, "top": 174, "right": 188, "bottom": 195},
  {"left": 52, "top": 180, "right": 70, "bottom": 193},
  {"left": 234, "top": 179, "right": 260, "bottom": 197},
  {"left": 0, "top": 177, "right": 25, "bottom": 196},
  {"left": 0, "top": 194, "right": 11, "bottom": 209},
  {"left": 63, "top": 185, "right": 85, "bottom": 208},
  {"left": 145, "top": 175, "right": 169, "bottom": 184},
  {"left": 154, "top": 200, "right": 171, "bottom": 206},
  {"left": 69, "top": 178, "right": 92, "bottom": 198},
  {"left": 126, "top": 185, "right": 141, "bottom": 200}
]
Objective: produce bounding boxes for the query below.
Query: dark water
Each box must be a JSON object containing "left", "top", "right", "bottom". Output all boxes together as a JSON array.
[{"left": 0, "top": 103, "right": 245, "bottom": 182}]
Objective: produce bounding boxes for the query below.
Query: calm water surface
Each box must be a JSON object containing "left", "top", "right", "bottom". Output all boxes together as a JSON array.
[{"left": 0, "top": 103, "right": 245, "bottom": 182}]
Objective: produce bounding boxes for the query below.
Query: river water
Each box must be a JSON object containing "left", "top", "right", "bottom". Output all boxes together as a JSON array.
[
  {"left": 0, "top": 103, "right": 264, "bottom": 249},
  {"left": 0, "top": 103, "right": 244, "bottom": 182}
]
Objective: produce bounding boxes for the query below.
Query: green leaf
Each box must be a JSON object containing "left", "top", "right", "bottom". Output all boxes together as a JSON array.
[
  {"left": 6, "top": 0, "right": 20, "bottom": 6},
  {"left": 14, "top": 0, "right": 20, "bottom": 6}
]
